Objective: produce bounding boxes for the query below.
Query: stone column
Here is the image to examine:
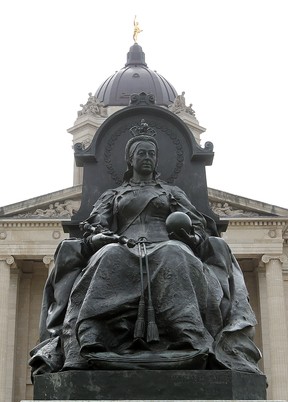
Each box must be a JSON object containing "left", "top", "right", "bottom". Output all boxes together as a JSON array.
[
  {"left": 262, "top": 254, "right": 288, "bottom": 400},
  {"left": 6, "top": 266, "right": 19, "bottom": 402},
  {"left": 13, "top": 272, "right": 32, "bottom": 402},
  {"left": 43, "top": 255, "right": 54, "bottom": 275},
  {"left": 0, "top": 256, "right": 15, "bottom": 402}
]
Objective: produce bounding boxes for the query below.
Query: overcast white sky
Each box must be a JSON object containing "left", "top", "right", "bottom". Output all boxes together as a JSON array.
[{"left": 1, "top": 0, "right": 287, "bottom": 209}]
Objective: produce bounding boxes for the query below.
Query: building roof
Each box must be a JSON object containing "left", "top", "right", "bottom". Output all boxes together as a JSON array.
[
  {"left": 1, "top": 185, "right": 287, "bottom": 221},
  {"left": 95, "top": 43, "right": 178, "bottom": 107}
]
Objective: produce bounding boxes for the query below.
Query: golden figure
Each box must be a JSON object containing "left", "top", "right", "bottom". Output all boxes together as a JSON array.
[{"left": 133, "top": 15, "right": 143, "bottom": 43}]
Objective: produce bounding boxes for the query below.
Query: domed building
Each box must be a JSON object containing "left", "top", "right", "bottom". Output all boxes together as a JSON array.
[
  {"left": 95, "top": 43, "right": 177, "bottom": 107},
  {"left": 0, "top": 42, "right": 288, "bottom": 402}
]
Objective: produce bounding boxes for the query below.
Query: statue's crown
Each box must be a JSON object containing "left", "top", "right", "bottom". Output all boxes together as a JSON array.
[{"left": 129, "top": 119, "right": 156, "bottom": 137}]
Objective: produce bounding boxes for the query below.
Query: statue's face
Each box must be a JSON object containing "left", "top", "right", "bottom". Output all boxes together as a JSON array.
[{"left": 130, "top": 142, "right": 157, "bottom": 177}]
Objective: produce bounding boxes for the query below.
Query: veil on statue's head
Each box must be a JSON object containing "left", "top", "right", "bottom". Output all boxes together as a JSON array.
[{"left": 123, "top": 119, "right": 160, "bottom": 182}]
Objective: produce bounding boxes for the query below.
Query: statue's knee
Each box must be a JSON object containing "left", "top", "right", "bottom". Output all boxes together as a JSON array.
[
  {"left": 198, "top": 236, "right": 232, "bottom": 268},
  {"left": 206, "top": 236, "right": 230, "bottom": 252}
]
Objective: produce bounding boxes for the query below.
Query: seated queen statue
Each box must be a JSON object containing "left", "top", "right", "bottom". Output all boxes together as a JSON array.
[{"left": 30, "top": 122, "right": 263, "bottom": 376}]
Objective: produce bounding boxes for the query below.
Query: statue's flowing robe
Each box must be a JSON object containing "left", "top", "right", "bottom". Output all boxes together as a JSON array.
[{"left": 30, "top": 182, "right": 262, "bottom": 375}]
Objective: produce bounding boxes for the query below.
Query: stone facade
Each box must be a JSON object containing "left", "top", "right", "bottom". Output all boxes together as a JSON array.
[{"left": 1, "top": 186, "right": 288, "bottom": 401}]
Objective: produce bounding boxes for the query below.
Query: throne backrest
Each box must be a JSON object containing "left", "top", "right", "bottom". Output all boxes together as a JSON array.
[{"left": 64, "top": 99, "right": 224, "bottom": 237}]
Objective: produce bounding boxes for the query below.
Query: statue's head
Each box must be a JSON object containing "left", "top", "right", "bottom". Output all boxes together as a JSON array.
[{"left": 123, "top": 120, "right": 159, "bottom": 181}]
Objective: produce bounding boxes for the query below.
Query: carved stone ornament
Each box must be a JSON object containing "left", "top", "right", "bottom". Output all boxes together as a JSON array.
[
  {"left": 211, "top": 202, "right": 260, "bottom": 217},
  {"left": 261, "top": 254, "right": 287, "bottom": 265},
  {"left": 129, "top": 92, "right": 156, "bottom": 106},
  {"left": 12, "top": 200, "right": 80, "bottom": 219},
  {"left": 168, "top": 91, "right": 196, "bottom": 117},
  {"left": 77, "top": 92, "right": 107, "bottom": 118},
  {"left": 283, "top": 224, "right": 288, "bottom": 240},
  {"left": 0, "top": 231, "right": 7, "bottom": 240}
]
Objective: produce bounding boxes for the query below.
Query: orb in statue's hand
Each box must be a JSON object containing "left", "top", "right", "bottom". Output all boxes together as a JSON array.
[{"left": 166, "top": 212, "right": 192, "bottom": 235}]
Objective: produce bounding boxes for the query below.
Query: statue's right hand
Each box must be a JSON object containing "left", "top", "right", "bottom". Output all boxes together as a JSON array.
[{"left": 88, "top": 233, "right": 118, "bottom": 250}]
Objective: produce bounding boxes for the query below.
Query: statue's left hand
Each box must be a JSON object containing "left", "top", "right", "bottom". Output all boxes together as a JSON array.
[{"left": 169, "top": 228, "right": 200, "bottom": 251}]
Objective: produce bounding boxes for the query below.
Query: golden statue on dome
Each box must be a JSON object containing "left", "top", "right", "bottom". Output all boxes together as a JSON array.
[{"left": 133, "top": 15, "right": 143, "bottom": 43}]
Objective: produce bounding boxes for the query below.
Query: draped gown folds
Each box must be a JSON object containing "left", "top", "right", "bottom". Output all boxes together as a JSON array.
[{"left": 29, "top": 181, "right": 262, "bottom": 375}]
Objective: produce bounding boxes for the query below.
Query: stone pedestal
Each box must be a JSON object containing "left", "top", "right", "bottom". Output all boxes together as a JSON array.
[{"left": 33, "top": 370, "right": 267, "bottom": 400}]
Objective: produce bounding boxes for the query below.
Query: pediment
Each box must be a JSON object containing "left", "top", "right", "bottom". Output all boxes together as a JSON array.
[
  {"left": 208, "top": 188, "right": 288, "bottom": 218},
  {"left": 0, "top": 186, "right": 82, "bottom": 220},
  {"left": 0, "top": 185, "right": 287, "bottom": 220}
]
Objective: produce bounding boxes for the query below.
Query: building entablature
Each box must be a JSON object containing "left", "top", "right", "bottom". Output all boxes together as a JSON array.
[
  {"left": 0, "top": 219, "right": 69, "bottom": 260},
  {"left": 221, "top": 217, "right": 288, "bottom": 259},
  {"left": 0, "top": 215, "right": 287, "bottom": 262}
]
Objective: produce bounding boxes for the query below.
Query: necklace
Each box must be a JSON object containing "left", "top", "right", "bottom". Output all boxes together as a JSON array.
[{"left": 130, "top": 179, "right": 156, "bottom": 187}]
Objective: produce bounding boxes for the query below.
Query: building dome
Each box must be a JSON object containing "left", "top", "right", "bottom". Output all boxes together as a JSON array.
[{"left": 95, "top": 43, "right": 178, "bottom": 107}]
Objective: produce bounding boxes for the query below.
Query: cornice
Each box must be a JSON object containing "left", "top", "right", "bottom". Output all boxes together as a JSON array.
[
  {"left": 224, "top": 217, "right": 288, "bottom": 227},
  {"left": 1, "top": 217, "right": 287, "bottom": 231},
  {"left": 0, "top": 220, "right": 66, "bottom": 229},
  {"left": 67, "top": 119, "right": 101, "bottom": 135}
]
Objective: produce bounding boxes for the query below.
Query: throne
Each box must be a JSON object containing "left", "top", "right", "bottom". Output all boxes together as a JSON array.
[{"left": 63, "top": 93, "right": 226, "bottom": 237}]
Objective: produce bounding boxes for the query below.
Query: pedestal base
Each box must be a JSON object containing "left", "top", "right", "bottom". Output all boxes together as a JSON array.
[{"left": 33, "top": 370, "right": 267, "bottom": 400}]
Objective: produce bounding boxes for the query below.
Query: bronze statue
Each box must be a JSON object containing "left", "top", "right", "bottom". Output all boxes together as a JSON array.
[{"left": 30, "top": 122, "right": 262, "bottom": 375}]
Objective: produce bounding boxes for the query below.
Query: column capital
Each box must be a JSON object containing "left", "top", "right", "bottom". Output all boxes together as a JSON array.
[
  {"left": 262, "top": 254, "right": 287, "bottom": 264},
  {"left": 43, "top": 256, "right": 54, "bottom": 275},
  {"left": 43, "top": 255, "right": 54, "bottom": 268},
  {"left": 0, "top": 255, "right": 16, "bottom": 268}
]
